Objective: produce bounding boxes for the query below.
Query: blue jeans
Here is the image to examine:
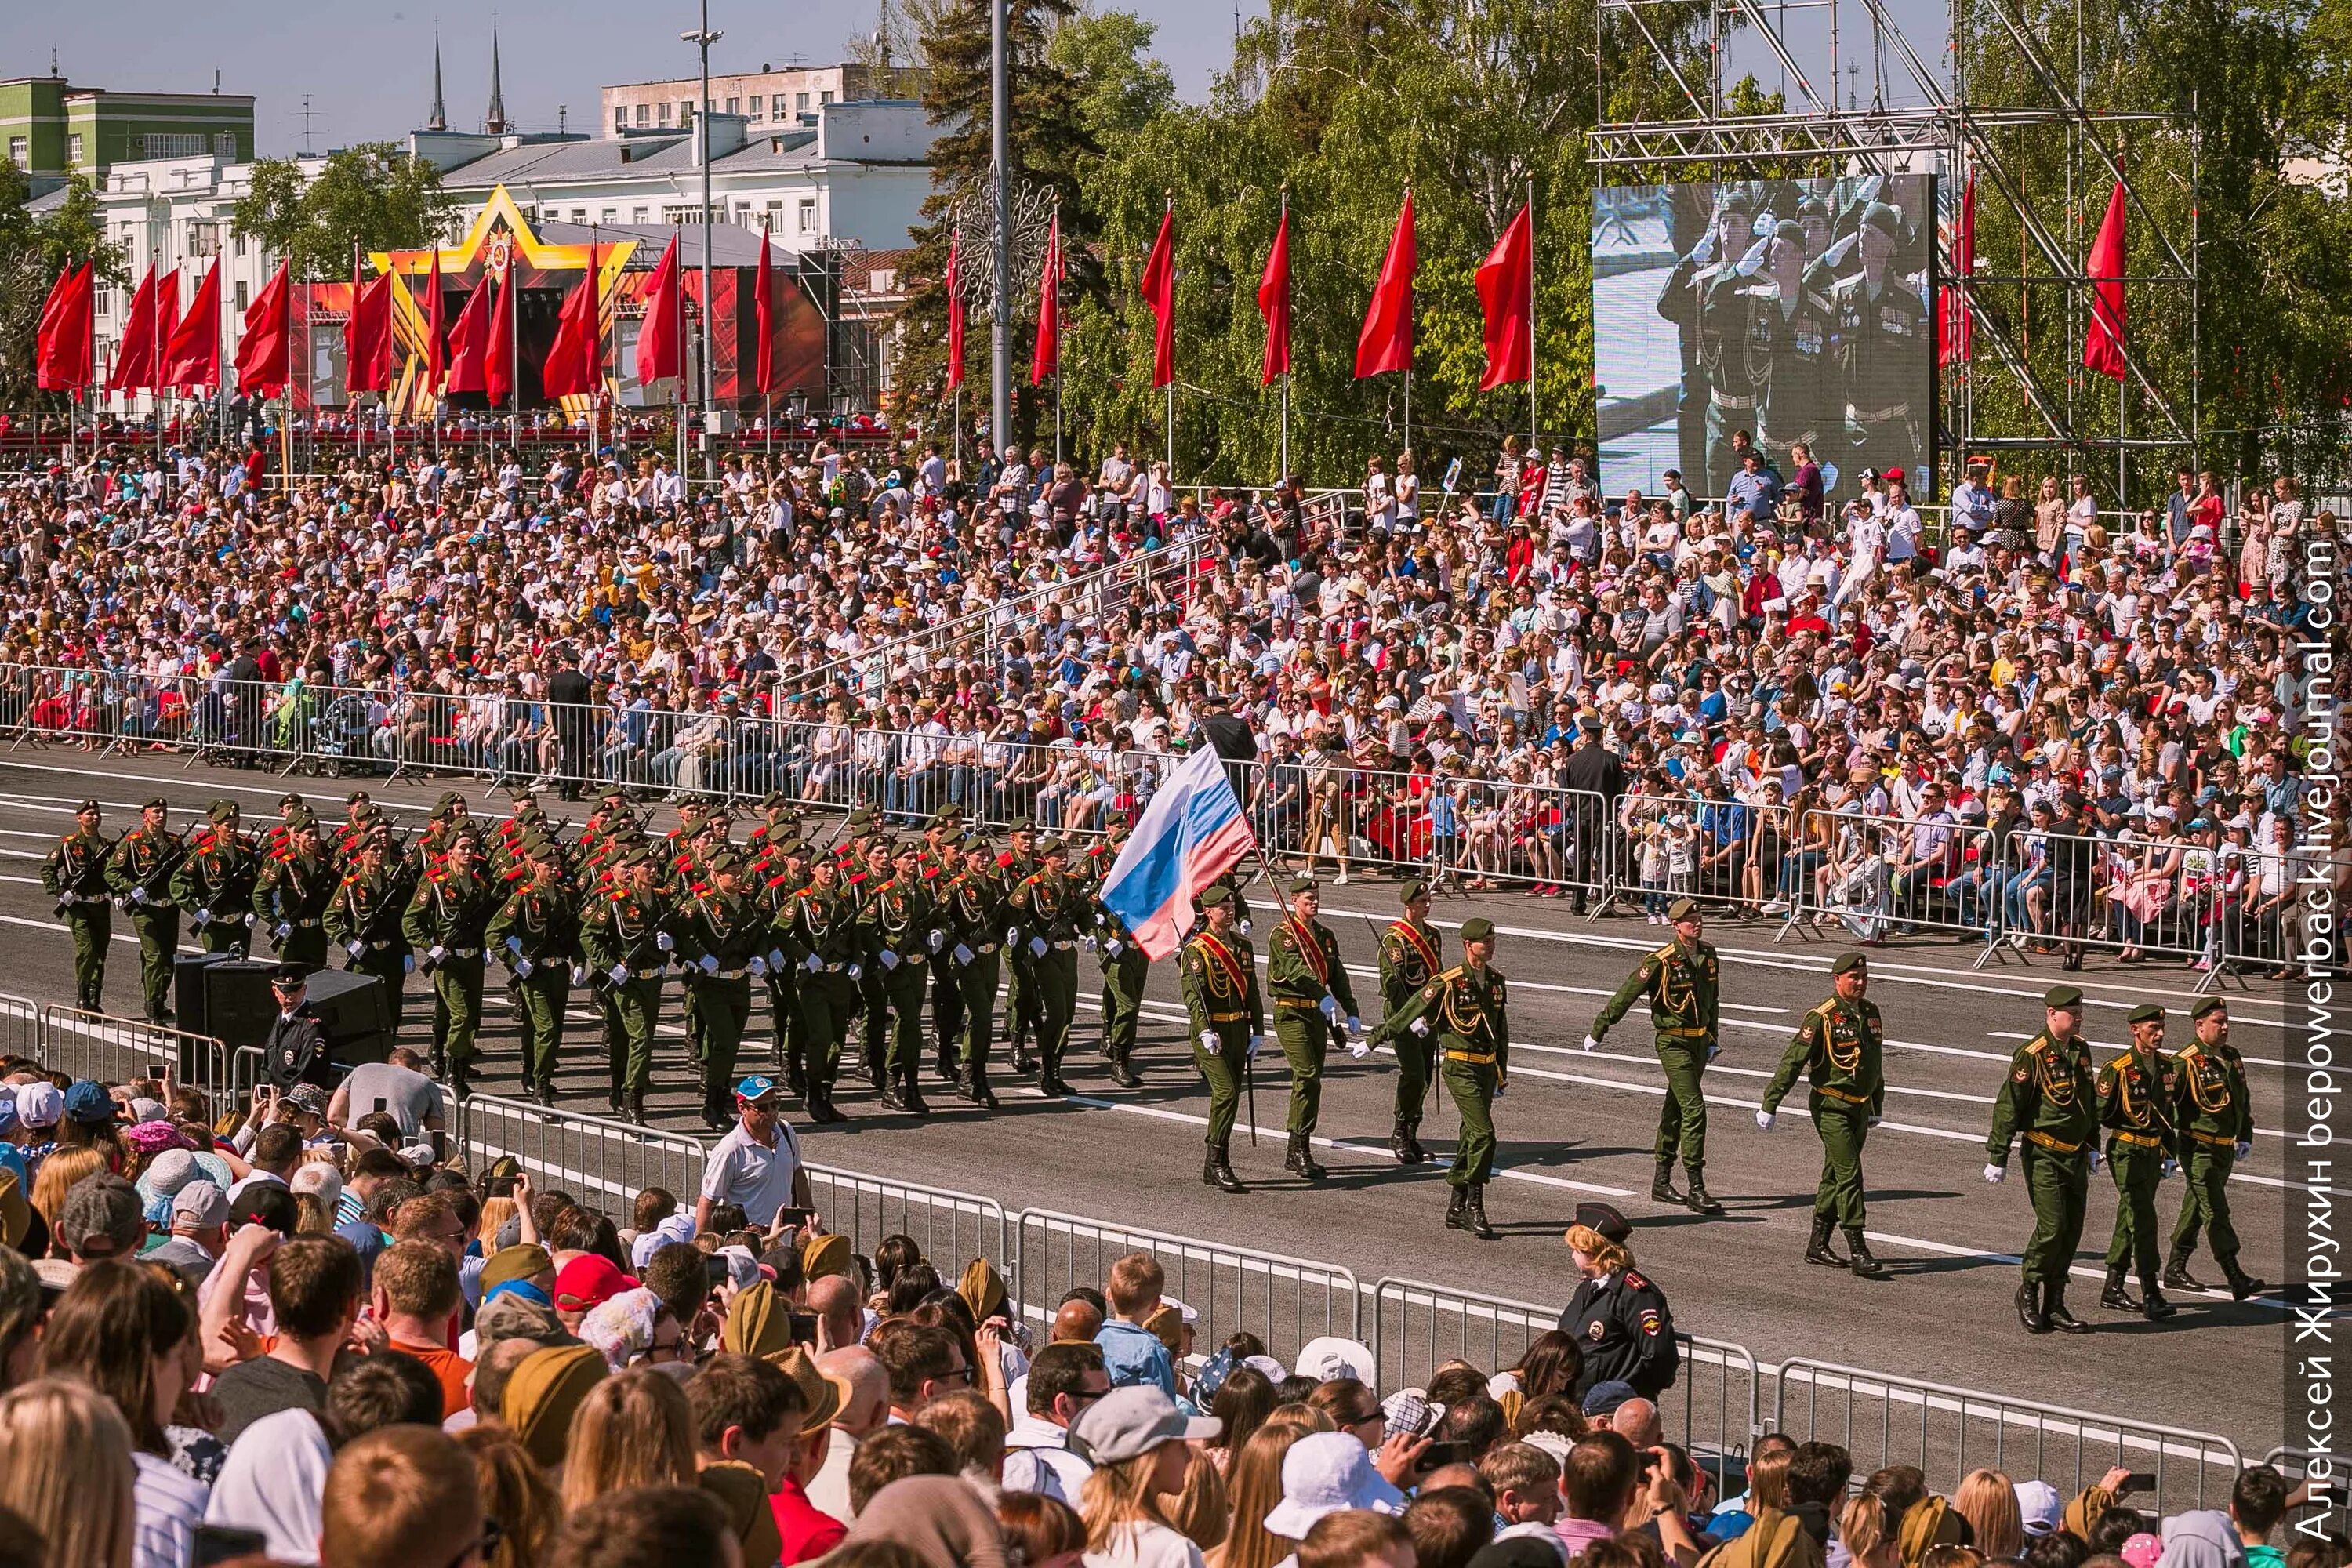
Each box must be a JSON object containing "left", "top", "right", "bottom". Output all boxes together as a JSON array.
[{"left": 2005, "top": 868, "right": 2049, "bottom": 931}]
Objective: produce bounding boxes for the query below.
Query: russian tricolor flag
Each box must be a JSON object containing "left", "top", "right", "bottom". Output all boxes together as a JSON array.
[{"left": 1101, "top": 746, "right": 1258, "bottom": 960}]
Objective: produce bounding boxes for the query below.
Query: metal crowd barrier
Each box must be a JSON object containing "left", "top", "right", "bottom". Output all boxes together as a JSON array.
[
  {"left": 38, "top": 1006, "right": 227, "bottom": 1094},
  {"left": 1770, "top": 1357, "right": 2244, "bottom": 1519},
  {"left": 1014, "top": 1207, "right": 1360, "bottom": 1368},
  {"left": 0, "top": 993, "right": 43, "bottom": 1065},
  {"left": 450, "top": 1093, "right": 707, "bottom": 1210},
  {"left": 1612, "top": 792, "right": 1800, "bottom": 923},
  {"left": 1366, "top": 1276, "right": 1760, "bottom": 1463},
  {"left": 802, "top": 1163, "right": 1011, "bottom": 1278},
  {"left": 1778, "top": 805, "right": 2002, "bottom": 949}
]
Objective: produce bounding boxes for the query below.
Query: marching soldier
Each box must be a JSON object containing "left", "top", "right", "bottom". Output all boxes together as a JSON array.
[
  {"left": 1984, "top": 985, "right": 2099, "bottom": 1334},
  {"left": 1372, "top": 917, "right": 1508, "bottom": 1239},
  {"left": 2166, "top": 996, "right": 2267, "bottom": 1301},
  {"left": 1182, "top": 885, "right": 1264, "bottom": 1193},
  {"left": 325, "top": 829, "right": 413, "bottom": 1033},
  {"left": 1002, "top": 818, "right": 1043, "bottom": 1073},
  {"left": 583, "top": 851, "right": 670, "bottom": 1123},
  {"left": 1378, "top": 880, "right": 1445, "bottom": 1163},
  {"left": 173, "top": 802, "right": 258, "bottom": 955},
  {"left": 260, "top": 792, "right": 308, "bottom": 859},
  {"left": 670, "top": 853, "right": 769, "bottom": 1128},
  {"left": 1586, "top": 898, "right": 1725, "bottom": 1215},
  {"left": 753, "top": 838, "right": 811, "bottom": 1093},
  {"left": 2097, "top": 1003, "right": 2182, "bottom": 1321},
  {"left": 1757, "top": 951, "right": 1888, "bottom": 1279},
  {"left": 254, "top": 813, "right": 333, "bottom": 970},
  {"left": 487, "top": 840, "right": 581, "bottom": 1107},
  {"left": 42, "top": 800, "right": 113, "bottom": 1012},
  {"left": 925, "top": 808, "right": 968, "bottom": 1084},
  {"left": 1009, "top": 837, "right": 1083, "bottom": 1098},
  {"left": 401, "top": 826, "right": 500, "bottom": 1096},
  {"left": 1094, "top": 826, "right": 1148, "bottom": 1091},
  {"left": 942, "top": 833, "right": 1010, "bottom": 1107},
  {"left": 863, "top": 839, "right": 944, "bottom": 1113},
  {"left": 106, "top": 797, "right": 186, "bottom": 1023},
  {"left": 1267, "top": 878, "right": 1363, "bottom": 1182},
  {"left": 780, "top": 853, "right": 862, "bottom": 1124}
]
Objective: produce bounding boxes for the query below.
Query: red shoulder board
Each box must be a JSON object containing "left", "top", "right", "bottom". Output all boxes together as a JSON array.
[
  {"left": 503, "top": 863, "right": 530, "bottom": 882},
  {"left": 921, "top": 865, "right": 941, "bottom": 880},
  {"left": 1624, "top": 1271, "right": 1651, "bottom": 1292},
  {"left": 766, "top": 873, "right": 791, "bottom": 889},
  {"left": 996, "top": 853, "right": 1015, "bottom": 869},
  {"left": 847, "top": 871, "right": 867, "bottom": 885}
]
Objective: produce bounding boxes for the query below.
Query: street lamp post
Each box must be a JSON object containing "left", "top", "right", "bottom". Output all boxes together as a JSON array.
[
  {"left": 989, "top": 0, "right": 1011, "bottom": 455},
  {"left": 682, "top": 1, "right": 723, "bottom": 479}
]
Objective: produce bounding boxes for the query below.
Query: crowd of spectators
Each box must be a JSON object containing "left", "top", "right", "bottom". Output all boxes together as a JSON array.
[{"left": 0, "top": 432, "right": 2338, "bottom": 978}]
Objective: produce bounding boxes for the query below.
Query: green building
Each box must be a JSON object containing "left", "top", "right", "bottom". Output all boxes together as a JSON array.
[{"left": 0, "top": 74, "right": 255, "bottom": 183}]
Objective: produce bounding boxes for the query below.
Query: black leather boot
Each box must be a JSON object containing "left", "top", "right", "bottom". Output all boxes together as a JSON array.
[
  {"left": 1206, "top": 1142, "right": 1246, "bottom": 1193},
  {"left": 2226, "top": 1262, "right": 2269, "bottom": 1301},
  {"left": 608, "top": 1077, "right": 626, "bottom": 1118},
  {"left": 1844, "top": 1227, "right": 1889, "bottom": 1279},
  {"left": 1107, "top": 1050, "right": 1142, "bottom": 1090},
  {"left": 1445, "top": 1185, "right": 1470, "bottom": 1230},
  {"left": 626, "top": 1089, "right": 648, "bottom": 1126},
  {"left": 2100, "top": 1266, "right": 2141, "bottom": 1312},
  {"left": 2016, "top": 1280, "right": 2051, "bottom": 1333},
  {"left": 1805, "top": 1215, "right": 1844, "bottom": 1267},
  {"left": 878, "top": 1073, "right": 907, "bottom": 1112},
  {"left": 2161, "top": 1247, "right": 2205, "bottom": 1292},
  {"left": 2140, "top": 1275, "right": 2177, "bottom": 1320},
  {"left": 1684, "top": 1169, "right": 1724, "bottom": 1215},
  {"left": 1040, "top": 1055, "right": 1072, "bottom": 1098},
  {"left": 1286, "top": 1133, "right": 1326, "bottom": 1181},
  {"left": 701, "top": 1073, "right": 730, "bottom": 1131},
  {"left": 450, "top": 1059, "right": 472, "bottom": 1100},
  {"left": 1401, "top": 1119, "right": 1426, "bottom": 1163},
  {"left": 2045, "top": 1281, "right": 2091, "bottom": 1333},
  {"left": 1651, "top": 1160, "right": 1680, "bottom": 1203},
  {"left": 901, "top": 1067, "right": 931, "bottom": 1116},
  {"left": 1390, "top": 1120, "right": 1414, "bottom": 1163},
  {"left": 1464, "top": 1183, "right": 1497, "bottom": 1240}
]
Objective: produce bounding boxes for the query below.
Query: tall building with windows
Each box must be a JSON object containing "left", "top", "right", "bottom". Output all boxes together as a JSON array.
[
  {"left": 598, "top": 64, "right": 920, "bottom": 139},
  {"left": 0, "top": 73, "right": 254, "bottom": 185}
]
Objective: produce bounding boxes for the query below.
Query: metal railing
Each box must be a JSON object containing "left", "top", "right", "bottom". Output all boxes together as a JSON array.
[
  {"left": 1777, "top": 805, "right": 2001, "bottom": 949},
  {"left": 0, "top": 993, "right": 43, "bottom": 1066},
  {"left": 449, "top": 1093, "right": 707, "bottom": 1210},
  {"left": 38, "top": 1006, "right": 227, "bottom": 1095},
  {"left": 802, "top": 1163, "right": 1011, "bottom": 1278}
]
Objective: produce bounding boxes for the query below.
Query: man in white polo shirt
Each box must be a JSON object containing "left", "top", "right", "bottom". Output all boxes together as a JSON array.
[
  {"left": 695, "top": 1076, "right": 812, "bottom": 1232},
  {"left": 1001, "top": 1340, "right": 1110, "bottom": 1502}
]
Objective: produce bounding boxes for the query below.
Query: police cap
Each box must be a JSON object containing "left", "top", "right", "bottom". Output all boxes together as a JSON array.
[
  {"left": 1287, "top": 877, "right": 1318, "bottom": 897},
  {"left": 74, "top": 799, "right": 100, "bottom": 815},
  {"left": 1573, "top": 1201, "right": 1632, "bottom": 1243},
  {"left": 208, "top": 800, "right": 239, "bottom": 823},
  {"left": 1199, "top": 885, "right": 1233, "bottom": 909},
  {"left": 1400, "top": 880, "right": 1431, "bottom": 906},
  {"left": 1667, "top": 898, "right": 1701, "bottom": 923},
  {"left": 1036, "top": 836, "right": 1068, "bottom": 858}
]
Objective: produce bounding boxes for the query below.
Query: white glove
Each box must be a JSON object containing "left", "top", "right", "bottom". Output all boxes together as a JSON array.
[
  {"left": 848, "top": 963, "right": 863, "bottom": 980},
  {"left": 928, "top": 929, "right": 946, "bottom": 952},
  {"left": 880, "top": 949, "right": 899, "bottom": 971},
  {"left": 2089, "top": 1147, "right": 2103, "bottom": 1174},
  {"left": 1200, "top": 1029, "right": 1218, "bottom": 1051},
  {"left": 1006, "top": 925, "right": 1021, "bottom": 946},
  {"left": 748, "top": 956, "right": 768, "bottom": 977},
  {"left": 1494, "top": 1080, "right": 1508, "bottom": 1098},
  {"left": 609, "top": 963, "right": 630, "bottom": 984},
  {"left": 1581, "top": 1033, "right": 1601, "bottom": 1052},
  {"left": 428, "top": 944, "right": 448, "bottom": 963},
  {"left": 953, "top": 943, "right": 974, "bottom": 966},
  {"left": 804, "top": 953, "right": 823, "bottom": 973},
  {"left": 241, "top": 913, "right": 255, "bottom": 925},
  {"left": 347, "top": 940, "right": 365, "bottom": 958},
  {"left": 1756, "top": 1110, "right": 1776, "bottom": 1131},
  {"left": 129, "top": 886, "right": 147, "bottom": 905},
  {"left": 1239, "top": 919, "right": 1252, "bottom": 936},
  {"left": 1247, "top": 1033, "right": 1265, "bottom": 1059},
  {"left": 1106, "top": 938, "right": 1124, "bottom": 957},
  {"left": 656, "top": 931, "right": 674, "bottom": 953},
  {"left": 1028, "top": 936, "right": 1047, "bottom": 957},
  {"left": 699, "top": 953, "right": 720, "bottom": 974},
  {"left": 505, "top": 935, "right": 522, "bottom": 953},
  {"left": 571, "top": 964, "right": 590, "bottom": 987},
  {"left": 274, "top": 921, "right": 292, "bottom": 939},
  {"left": 2235, "top": 1139, "right": 2252, "bottom": 1159},
  {"left": 1319, "top": 995, "right": 1339, "bottom": 1022},
  {"left": 1410, "top": 1018, "right": 1431, "bottom": 1036},
  {"left": 402, "top": 954, "right": 416, "bottom": 975},
  {"left": 1983, "top": 1163, "right": 2006, "bottom": 1184},
  {"left": 1707, "top": 1041, "right": 1722, "bottom": 1062},
  {"left": 1081, "top": 934, "right": 1099, "bottom": 953},
  {"left": 514, "top": 957, "right": 533, "bottom": 978},
  {"left": 194, "top": 907, "right": 212, "bottom": 925},
  {"left": 767, "top": 949, "right": 785, "bottom": 971},
  {"left": 2161, "top": 1157, "right": 2178, "bottom": 1179},
  {"left": 1347, "top": 1036, "right": 1370, "bottom": 1059},
  {"left": 1868, "top": 1113, "right": 1883, "bottom": 1127}
]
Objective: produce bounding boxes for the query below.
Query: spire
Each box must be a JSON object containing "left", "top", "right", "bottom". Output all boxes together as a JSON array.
[
  {"left": 426, "top": 29, "right": 448, "bottom": 132},
  {"left": 484, "top": 22, "right": 508, "bottom": 135}
]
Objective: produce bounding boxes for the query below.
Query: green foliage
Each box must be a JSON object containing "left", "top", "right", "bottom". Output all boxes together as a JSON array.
[
  {"left": 0, "top": 167, "right": 129, "bottom": 407},
  {"left": 230, "top": 143, "right": 456, "bottom": 284},
  {"left": 1047, "top": 7, "right": 1175, "bottom": 141}
]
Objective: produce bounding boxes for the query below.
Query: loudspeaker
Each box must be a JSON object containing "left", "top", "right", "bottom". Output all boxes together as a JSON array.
[
  {"left": 172, "top": 953, "right": 241, "bottom": 1036},
  {"left": 198, "top": 960, "right": 283, "bottom": 1054},
  {"left": 299, "top": 969, "right": 393, "bottom": 1069}
]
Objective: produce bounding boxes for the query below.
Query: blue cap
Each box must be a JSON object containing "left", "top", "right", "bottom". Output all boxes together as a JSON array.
[
  {"left": 62, "top": 1080, "right": 118, "bottom": 1127},
  {"left": 1581, "top": 1378, "right": 1640, "bottom": 1417},
  {"left": 734, "top": 1076, "right": 780, "bottom": 1103}
]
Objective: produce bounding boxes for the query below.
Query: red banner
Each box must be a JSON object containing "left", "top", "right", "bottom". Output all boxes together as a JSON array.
[{"left": 1354, "top": 192, "right": 1414, "bottom": 379}]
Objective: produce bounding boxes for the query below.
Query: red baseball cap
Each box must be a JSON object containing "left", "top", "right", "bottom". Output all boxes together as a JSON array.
[{"left": 553, "top": 1254, "right": 640, "bottom": 1314}]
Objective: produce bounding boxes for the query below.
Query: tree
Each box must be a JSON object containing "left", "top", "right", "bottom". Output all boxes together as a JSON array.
[
  {"left": 230, "top": 143, "right": 456, "bottom": 283},
  {"left": 1047, "top": 7, "right": 1174, "bottom": 143},
  {"left": 0, "top": 166, "right": 129, "bottom": 406}
]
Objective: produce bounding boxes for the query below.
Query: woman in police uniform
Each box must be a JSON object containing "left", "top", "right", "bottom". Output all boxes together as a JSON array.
[{"left": 1557, "top": 1203, "right": 1681, "bottom": 1403}]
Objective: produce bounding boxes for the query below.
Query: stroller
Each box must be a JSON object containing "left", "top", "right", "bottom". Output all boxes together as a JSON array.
[{"left": 304, "top": 691, "right": 376, "bottom": 776}]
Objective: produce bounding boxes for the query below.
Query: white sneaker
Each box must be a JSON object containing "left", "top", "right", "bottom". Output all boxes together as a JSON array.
[
  {"left": 1334, "top": 871, "right": 1349, "bottom": 886},
  {"left": 1760, "top": 898, "right": 1789, "bottom": 915}
]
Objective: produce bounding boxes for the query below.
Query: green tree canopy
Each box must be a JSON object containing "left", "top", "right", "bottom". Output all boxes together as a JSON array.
[
  {"left": 230, "top": 142, "right": 456, "bottom": 284},
  {"left": 0, "top": 166, "right": 129, "bottom": 407}
]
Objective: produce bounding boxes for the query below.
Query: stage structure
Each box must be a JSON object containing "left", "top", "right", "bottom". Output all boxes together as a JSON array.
[{"left": 1588, "top": 0, "right": 2201, "bottom": 503}]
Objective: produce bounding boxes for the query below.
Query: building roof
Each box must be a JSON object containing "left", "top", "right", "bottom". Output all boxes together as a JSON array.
[
  {"left": 532, "top": 220, "right": 801, "bottom": 268},
  {"left": 436, "top": 127, "right": 845, "bottom": 191}
]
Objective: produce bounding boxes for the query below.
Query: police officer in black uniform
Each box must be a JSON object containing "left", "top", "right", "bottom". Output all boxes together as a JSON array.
[{"left": 1557, "top": 1202, "right": 1681, "bottom": 1403}]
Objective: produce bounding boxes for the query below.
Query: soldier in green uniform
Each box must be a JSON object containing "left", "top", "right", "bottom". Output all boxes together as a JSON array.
[
  {"left": 325, "top": 829, "right": 414, "bottom": 1033},
  {"left": 1984, "top": 984, "right": 2099, "bottom": 1334},
  {"left": 487, "top": 841, "right": 581, "bottom": 1106},
  {"left": 106, "top": 798, "right": 185, "bottom": 1023},
  {"left": 2096, "top": 1003, "right": 2182, "bottom": 1321},
  {"left": 925, "top": 808, "right": 968, "bottom": 1084},
  {"left": 1010, "top": 837, "right": 1083, "bottom": 1098},
  {"left": 2165, "top": 996, "right": 2267, "bottom": 1301},
  {"left": 1182, "top": 885, "right": 1265, "bottom": 1193},
  {"left": 42, "top": 800, "right": 113, "bottom": 1011},
  {"left": 753, "top": 838, "right": 811, "bottom": 1090},
  {"left": 1758, "top": 950, "right": 1888, "bottom": 1278},
  {"left": 583, "top": 851, "right": 670, "bottom": 1123},
  {"left": 671, "top": 854, "right": 768, "bottom": 1128},
  {"left": 174, "top": 802, "right": 259, "bottom": 956},
  {"left": 254, "top": 814, "right": 334, "bottom": 971},
  {"left": 1092, "top": 826, "right": 1148, "bottom": 1091},
  {"left": 860, "top": 839, "right": 942, "bottom": 1113},
  {"left": 1829, "top": 202, "right": 1929, "bottom": 475},
  {"left": 1002, "top": 818, "right": 1042, "bottom": 1073},
  {"left": 780, "top": 854, "right": 862, "bottom": 1124},
  {"left": 848, "top": 818, "right": 895, "bottom": 1092},
  {"left": 1378, "top": 880, "right": 1445, "bottom": 1163},
  {"left": 401, "top": 826, "right": 500, "bottom": 1096},
  {"left": 1586, "top": 898, "right": 1725, "bottom": 1214},
  {"left": 1266, "top": 879, "right": 1363, "bottom": 1182},
  {"left": 942, "top": 833, "right": 1010, "bottom": 1107},
  {"left": 1373, "top": 916, "right": 1509, "bottom": 1238}
]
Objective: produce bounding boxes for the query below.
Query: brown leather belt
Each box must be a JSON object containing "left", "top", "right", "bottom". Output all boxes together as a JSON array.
[{"left": 2024, "top": 1131, "right": 2082, "bottom": 1154}]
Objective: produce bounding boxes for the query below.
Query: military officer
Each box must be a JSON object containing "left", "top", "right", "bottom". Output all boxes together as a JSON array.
[
  {"left": 1373, "top": 916, "right": 1509, "bottom": 1238},
  {"left": 1984, "top": 984, "right": 2100, "bottom": 1334},
  {"left": 1093, "top": 826, "right": 1148, "bottom": 1091},
  {"left": 925, "top": 808, "right": 969, "bottom": 1083},
  {"left": 1002, "top": 818, "right": 1043, "bottom": 1072},
  {"left": 173, "top": 802, "right": 258, "bottom": 956},
  {"left": 2097, "top": 1003, "right": 2182, "bottom": 1321},
  {"left": 1009, "top": 837, "right": 1083, "bottom": 1098},
  {"left": 671, "top": 853, "right": 769, "bottom": 1128},
  {"left": 942, "top": 833, "right": 1010, "bottom": 1107},
  {"left": 582, "top": 851, "right": 670, "bottom": 1123},
  {"left": 860, "top": 839, "right": 943, "bottom": 1113},
  {"left": 402, "top": 826, "right": 500, "bottom": 1096},
  {"left": 2166, "top": 996, "right": 2267, "bottom": 1301},
  {"left": 487, "top": 840, "right": 581, "bottom": 1107},
  {"left": 1758, "top": 951, "right": 1887, "bottom": 1278},
  {"left": 780, "top": 853, "right": 863, "bottom": 1124},
  {"left": 42, "top": 800, "right": 113, "bottom": 1011},
  {"left": 1711, "top": 219, "right": 1834, "bottom": 463},
  {"left": 1830, "top": 202, "right": 1929, "bottom": 474},
  {"left": 1587, "top": 898, "right": 1724, "bottom": 1214},
  {"left": 753, "top": 838, "right": 811, "bottom": 1091},
  {"left": 1182, "top": 884, "right": 1265, "bottom": 1193},
  {"left": 325, "top": 829, "right": 414, "bottom": 1033},
  {"left": 106, "top": 797, "right": 185, "bottom": 1023},
  {"left": 254, "top": 812, "right": 334, "bottom": 970},
  {"left": 1267, "top": 878, "right": 1363, "bottom": 1182},
  {"left": 1378, "top": 880, "right": 1445, "bottom": 1163}
]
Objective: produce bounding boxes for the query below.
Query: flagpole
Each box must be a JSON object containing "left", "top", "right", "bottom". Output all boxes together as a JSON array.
[
  {"left": 1279, "top": 186, "right": 1290, "bottom": 485},
  {"left": 1053, "top": 194, "right": 1064, "bottom": 472},
  {"left": 1526, "top": 175, "right": 1537, "bottom": 458},
  {"left": 508, "top": 252, "right": 520, "bottom": 452},
  {"left": 1162, "top": 189, "right": 1174, "bottom": 488}
]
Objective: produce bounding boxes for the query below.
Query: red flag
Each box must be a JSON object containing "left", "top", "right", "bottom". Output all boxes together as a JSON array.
[
  {"left": 34, "top": 263, "right": 94, "bottom": 393},
  {"left": 944, "top": 228, "right": 964, "bottom": 392},
  {"left": 1140, "top": 206, "right": 1175, "bottom": 390},
  {"left": 160, "top": 260, "right": 220, "bottom": 390},
  {"left": 1940, "top": 173, "right": 1975, "bottom": 368},
  {"left": 484, "top": 267, "right": 517, "bottom": 405},
  {"left": 1258, "top": 209, "right": 1291, "bottom": 387},
  {"left": 1354, "top": 192, "right": 1415, "bottom": 379},
  {"left": 2083, "top": 180, "right": 2126, "bottom": 383},
  {"left": 754, "top": 219, "right": 778, "bottom": 397},
  {"left": 234, "top": 260, "right": 292, "bottom": 395},
  {"left": 107, "top": 265, "right": 159, "bottom": 392},
  {"left": 346, "top": 260, "right": 394, "bottom": 394},
  {"left": 1475, "top": 202, "right": 1534, "bottom": 392},
  {"left": 634, "top": 234, "right": 684, "bottom": 387},
  {"left": 543, "top": 243, "right": 602, "bottom": 397},
  {"left": 154, "top": 266, "right": 181, "bottom": 388},
  {"left": 1030, "top": 212, "right": 1062, "bottom": 387},
  {"left": 445, "top": 278, "right": 493, "bottom": 395},
  {"left": 426, "top": 248, "right": 446, "bottom": 392}
]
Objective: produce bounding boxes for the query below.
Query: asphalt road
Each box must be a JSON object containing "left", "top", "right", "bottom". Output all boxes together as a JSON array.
[{"left": 0, "top": 742, "right": 2295, "bottom": 1471}]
